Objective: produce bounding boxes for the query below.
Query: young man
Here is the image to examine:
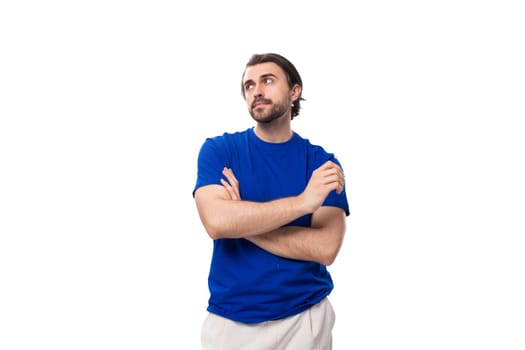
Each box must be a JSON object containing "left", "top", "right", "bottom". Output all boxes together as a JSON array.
[{"left": 193, "top": 53, "right": 350, "bottom": 349}]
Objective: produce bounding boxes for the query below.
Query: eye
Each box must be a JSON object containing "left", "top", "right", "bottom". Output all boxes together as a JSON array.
[
  {"left": 245, "top": 83, "right": 254, "bottom": 91},
  {"left": 264, "top": 77, "right": 273, "bottom": 84}
]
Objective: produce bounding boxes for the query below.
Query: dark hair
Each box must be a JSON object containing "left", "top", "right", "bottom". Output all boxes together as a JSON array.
[{"left": 241, "top": 53, "right": 305, "bottom": 119}]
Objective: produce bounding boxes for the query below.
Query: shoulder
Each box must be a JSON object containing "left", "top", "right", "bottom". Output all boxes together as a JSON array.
[
  {"left": 205, "top": 128, "right": 251, "bottom": 145},
  {"left": 293, "top": 132, "right": 344, "bottom": 168},
  {"left": 198, "top": 128, "right": 250, "bottom": 149},
  {"left": 294, "top": 132, "right": 333, "bottom": 157},
  {"left": 197, "top": 128, "right": 251, "bottom": 160}
]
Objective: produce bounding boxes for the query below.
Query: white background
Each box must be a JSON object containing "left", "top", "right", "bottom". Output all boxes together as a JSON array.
[{"left": 1, "top": 1, "right": 524, "bottom": 349}]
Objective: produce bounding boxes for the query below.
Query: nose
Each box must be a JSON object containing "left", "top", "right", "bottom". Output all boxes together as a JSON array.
[{"left": 252, "top": 84, "right": 263, "bottom": 98}]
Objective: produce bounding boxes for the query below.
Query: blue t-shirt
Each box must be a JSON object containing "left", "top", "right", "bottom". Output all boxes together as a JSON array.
[{"left": 193, "top": 127, "right": 350, "bottom": 324}]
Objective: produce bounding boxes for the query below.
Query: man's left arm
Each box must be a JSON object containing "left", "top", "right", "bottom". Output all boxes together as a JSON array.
[{"left": 245, "top": 206, "right": 346, "bottom": 266}]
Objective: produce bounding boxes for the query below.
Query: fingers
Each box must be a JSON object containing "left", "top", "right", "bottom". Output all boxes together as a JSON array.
[
  {"left": 222, "top": 167, "right": 239, "bottom": 187},
  {"left": 222, "top": 167, "right": 241, "bottom": 200},
  {"left": 318, "top": 161, "right": 345, "bottom": 194},
  {"left": 323, "top": 174, "right": 344, "bottom": 194}
]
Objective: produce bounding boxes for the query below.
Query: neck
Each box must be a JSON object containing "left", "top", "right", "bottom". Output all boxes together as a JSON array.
[{"left": 254, "top": 122, "right": 293, "bottom": 143}]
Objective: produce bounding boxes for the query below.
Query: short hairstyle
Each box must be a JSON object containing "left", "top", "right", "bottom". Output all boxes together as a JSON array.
[{"left": 241, "top": 53, "right": 305, "bottom": 119}]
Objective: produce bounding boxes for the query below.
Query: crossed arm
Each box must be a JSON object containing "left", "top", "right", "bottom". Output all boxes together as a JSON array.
[{"left": 193, "top": 160, "right": 347, "bottom": 266}]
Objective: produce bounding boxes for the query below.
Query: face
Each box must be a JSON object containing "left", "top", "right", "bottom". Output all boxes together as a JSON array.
[{"left": 242, "top": 62, "right": 298, "bottom": 123}]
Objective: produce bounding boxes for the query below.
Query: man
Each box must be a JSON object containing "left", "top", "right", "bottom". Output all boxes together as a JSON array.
[{"left": 193, "top": 53, "right": 350, "bottom": 349}]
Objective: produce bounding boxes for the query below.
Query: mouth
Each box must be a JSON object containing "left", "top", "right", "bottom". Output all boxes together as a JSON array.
[{"left": 252, "top": 100, "right": 271, "bottom": 109}]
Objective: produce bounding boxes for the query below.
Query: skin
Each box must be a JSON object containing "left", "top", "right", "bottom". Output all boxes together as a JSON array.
[{"left": 194, "top": 62, "right": 347, "bottom": 266}]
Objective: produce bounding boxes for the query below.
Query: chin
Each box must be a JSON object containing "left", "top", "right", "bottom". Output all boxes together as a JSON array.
[{"left": 250, "top": 111, "right": 268, "bottom": 121}]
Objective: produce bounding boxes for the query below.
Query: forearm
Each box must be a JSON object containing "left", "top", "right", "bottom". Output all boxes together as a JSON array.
[
  {"left": 246, "top": 206, "right": 347, "bottom": 265},
  {"left": 196, "top": 191, "right": 311, "bottom": 239},
  {"left": 247, "top": 224, "right": 344, "bottom": 266}
]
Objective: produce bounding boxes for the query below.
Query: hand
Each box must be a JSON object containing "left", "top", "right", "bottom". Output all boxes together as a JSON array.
[
  {"left": 301, "top": 160, "right": 345, "bottom": 213},
  {"left": 220, "top": 167, "right": 241, "bottom": 200}
]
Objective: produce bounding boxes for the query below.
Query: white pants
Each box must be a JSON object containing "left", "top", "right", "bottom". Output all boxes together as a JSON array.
[{"left": 201, "top": 298, "right": 335, "bottom": 350}]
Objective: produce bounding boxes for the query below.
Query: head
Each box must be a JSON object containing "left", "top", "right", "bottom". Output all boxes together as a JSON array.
[{"left": 241, "top": 53, "right": 305, "bottom": 120}]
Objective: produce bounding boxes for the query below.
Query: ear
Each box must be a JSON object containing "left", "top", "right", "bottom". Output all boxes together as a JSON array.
[{"left": 290, "top": 84, "right": 302, "bottom": 102}]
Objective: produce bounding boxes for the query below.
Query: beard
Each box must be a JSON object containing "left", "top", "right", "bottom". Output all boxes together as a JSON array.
[{"left": 249, "top": 99, "right": 289, "bottom": 124}]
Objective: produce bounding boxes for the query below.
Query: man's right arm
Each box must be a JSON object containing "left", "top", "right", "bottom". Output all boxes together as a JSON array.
[
  {"left": 194, "top": 184, "right": 309, "bottom": 239},
  {"left": 194, "top": 160, "right": 344, "bottom": 240}
]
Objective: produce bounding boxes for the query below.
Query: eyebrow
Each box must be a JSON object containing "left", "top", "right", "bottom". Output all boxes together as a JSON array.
[
  {"left": 260, "top": 73, "right": 277, "bottom": 80},
  {"left": 243, "top": 73, "right": 278, "bottom": 88}
]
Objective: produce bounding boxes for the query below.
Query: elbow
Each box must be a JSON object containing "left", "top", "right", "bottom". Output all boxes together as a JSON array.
[
  {"left": 197, "top": 212, "right": 219, "bottom": 239},
  {"left": 320, "top": 231, "right": 345, "bottom": 266},
  {"left": 201, "top": 216, "right": 233, "bottom": 240},
  {"left": 205, "top": 228, "right": 220, "bottom": 240},
  {"left": 202, "top": 220, "right": 222, "bottom": 240},
  {"left": 321, "top": 251, "right": 338, "bottom": 266},
  {"left": 315, "top": 243, "right": 339, "bottom": 266}
]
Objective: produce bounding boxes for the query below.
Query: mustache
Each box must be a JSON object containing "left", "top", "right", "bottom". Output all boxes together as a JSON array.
[{"left": 252, "top": 98, "right": 272, "bottom": 108}]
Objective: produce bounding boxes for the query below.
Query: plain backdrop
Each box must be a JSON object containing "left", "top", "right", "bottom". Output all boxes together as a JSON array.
[{"left": 1, "top": 1, "right": 524, "bottom": 349}]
